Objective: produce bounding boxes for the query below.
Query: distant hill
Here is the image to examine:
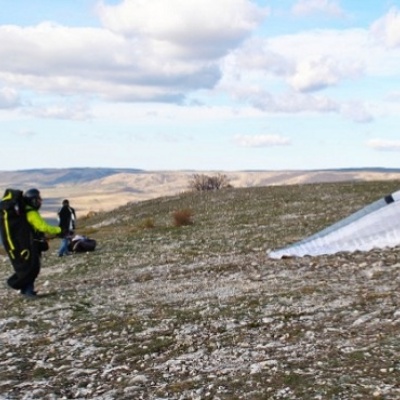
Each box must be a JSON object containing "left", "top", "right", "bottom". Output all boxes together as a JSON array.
[
  {"left": 0, "top": 167, "right": 399, "bottom": 219},
  {"left": 0, "top": 167, "right": 144, "bottom": 187}
]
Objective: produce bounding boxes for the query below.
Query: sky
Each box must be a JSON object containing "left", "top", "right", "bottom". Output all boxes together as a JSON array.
[{"left": 1, "top": 0, "right": 400, "bottom": 171}]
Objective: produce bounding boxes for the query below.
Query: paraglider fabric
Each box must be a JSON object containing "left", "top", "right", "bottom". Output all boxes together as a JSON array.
[{"left": 268, "top": 190, "right": 400, "bottom": 259}]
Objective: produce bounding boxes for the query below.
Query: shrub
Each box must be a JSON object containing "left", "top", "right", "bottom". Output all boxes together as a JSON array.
[
  {"left": 139, "top": 217, "right": 155, "bottom": 229},
  {"left": 189, "top": 173, "right": 231, "bottom": 191},
  {"left": 172, "top": 209, "right": 194, "bottom": 227}
]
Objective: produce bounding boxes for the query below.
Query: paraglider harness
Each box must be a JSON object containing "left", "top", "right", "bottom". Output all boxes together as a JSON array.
[
  {"left": 0, "top": 188, "right": 49, "bottom": 260},
  {"left": 0, "top": 189, "right": 33, "bottom": 263}
]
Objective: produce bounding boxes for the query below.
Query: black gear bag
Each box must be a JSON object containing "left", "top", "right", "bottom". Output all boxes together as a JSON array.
[
  {"left": 68, "top": 235, "right": 97, "bottom": 253},
  {"left": 0, "top": 188, "right": 33, "bottom": 265}
]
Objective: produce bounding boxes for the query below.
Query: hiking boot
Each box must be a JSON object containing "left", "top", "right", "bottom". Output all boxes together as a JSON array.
[
  {"left": 20, "top": 288, "right": 37, "bottom": 294},
  {"left": 21, "top": 291, "right": 38, "bottom": 299},
  {"left": 20, "top": 287, "right": 38, "bottom": 298},
  {"left": 20, "top": 282, "right": 37, "bottom": 298}
]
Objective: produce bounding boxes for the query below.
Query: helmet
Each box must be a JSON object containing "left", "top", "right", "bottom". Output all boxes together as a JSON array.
[{"left": 24, "top": 188, "right": 42, "bottom": 210}]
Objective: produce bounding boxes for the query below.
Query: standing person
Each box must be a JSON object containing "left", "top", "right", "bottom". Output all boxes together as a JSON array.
[
  {"left": 57, "top": 199, "right": 76, "bottom": 257},
  {"left": 4, "top": 188, "right": 61, "bottom": 299}
]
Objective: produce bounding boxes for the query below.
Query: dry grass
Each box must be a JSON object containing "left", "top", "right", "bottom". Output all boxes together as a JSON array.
[
  {"left": 172, "top": 208, "right": 194, "bottom": 227},
  {"left": 1, "top": 180, "right": 400, "bottom": 399}
]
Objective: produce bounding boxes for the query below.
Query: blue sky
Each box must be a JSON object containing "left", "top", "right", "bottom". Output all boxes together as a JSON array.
[{"left": 1, "top": 0, "right": 400, "bottom": 171}]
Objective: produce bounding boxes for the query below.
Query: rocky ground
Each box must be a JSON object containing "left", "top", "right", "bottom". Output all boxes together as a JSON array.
[{"left": 1, "top": 180, "right": 400, "bottom": 400}]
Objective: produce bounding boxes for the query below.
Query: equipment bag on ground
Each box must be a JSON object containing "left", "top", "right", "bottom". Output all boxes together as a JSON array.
[{"left": 68, "top": 235, "right": 97, "bottom": 252}]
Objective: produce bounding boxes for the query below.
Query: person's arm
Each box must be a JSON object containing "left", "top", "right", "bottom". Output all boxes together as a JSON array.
[
  {"left": 26, "top": 210, "right": 62, "bottom": 235},
  {"left": 72, "top": 208, "right": 77, "bottom": 229}
]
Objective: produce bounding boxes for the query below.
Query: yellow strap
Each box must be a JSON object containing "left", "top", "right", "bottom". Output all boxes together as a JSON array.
[
  {"left": 3, "top": 210, "right": 15, "bottom": 253},
  {"left": 2, "top": 191, "right": 12, "bottom": 201},
  {"left": 21, "top": 249, "right": 30, "bottom": 260}
]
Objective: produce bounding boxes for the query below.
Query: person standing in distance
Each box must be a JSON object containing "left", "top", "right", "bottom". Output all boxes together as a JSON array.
[
  {"left": 57, "top": 199, "right": 76, "bottom": 257},
  {"left": 6, "top": 188, "right": 61, "bottom": 298}
]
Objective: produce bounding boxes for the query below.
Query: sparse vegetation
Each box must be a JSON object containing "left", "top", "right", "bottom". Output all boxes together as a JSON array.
[
  {"left": 189, "top": 173, "right": 231, "bottom": 191},
  {"left": 1, "top": 180, "right": 400, "bottom": 399},
  {"left": 172, "top": 208, "right": 194, "bottom": 226},
  {"left": 138, "top": 217, "right": 156, "bottom": 229}
]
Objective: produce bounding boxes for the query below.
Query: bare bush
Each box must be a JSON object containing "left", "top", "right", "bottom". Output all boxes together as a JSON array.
[{"left": 189, "top": 173, "right": 231, "bottom": 191}]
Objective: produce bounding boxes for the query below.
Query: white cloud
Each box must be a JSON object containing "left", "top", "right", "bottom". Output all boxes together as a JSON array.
[
  {"left": 340, "top": 102, "right": 373, "bottom": 123},
  {"left": 234, "top": 134, "right": 290, "bottom": 147},
  {"left": 231, "top": 37, "right": 294, "bottom": 76},
  {"left": 0, "top": 0, "right": 397, "bottom": 129},
  {"left": 367, "top": 139, "right": 400, "bottom": 151},
  {"left": 290, "top": 37, "right": 365, "bottom": 92},
  {"left": 272, "top": 91, "right": 338, "bottom": 113},
  {"left": 230, "top": 86, "right": 338, "bottom": 114},
  {"left": 385, "top": 91, "right": 400, "bottom": 102},
  {"left": 218, "top": 23, "right": 398, "bottom": 120},
  {"left": 0, "top": 23, "right": 222, "bottom": 103},
  {"left": 288, "top": 56, "right": 363, "bottom": 92},
  {"left": 292, "top": 0, "right": 345, "bottom": 18},
  {"left": 370, "top": 7, "right": 400, "bottom": 48},
  {"left": 30, "top": 103, "right": 91, "bottom": 121},
  {"left": 0, "top": 87, "right": 20, "bottom": 109},
  {"left": 228, "top": 29, "right": 367, "bottom": 97},
  {"left": 0, "top": 0, "right": 269, "bottom": 106},
  {"left": 97, "top": 0, "right": 269, "bottom": 59}
]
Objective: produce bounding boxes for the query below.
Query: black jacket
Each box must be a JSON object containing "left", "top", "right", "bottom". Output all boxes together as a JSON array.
[{"left": 58, "top": 205, "right": 76, "bottom": 235}]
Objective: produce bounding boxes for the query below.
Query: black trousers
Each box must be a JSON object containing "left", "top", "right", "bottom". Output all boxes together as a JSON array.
[{"left": 7, "top": 246, "right": 41, "bottom": 291}]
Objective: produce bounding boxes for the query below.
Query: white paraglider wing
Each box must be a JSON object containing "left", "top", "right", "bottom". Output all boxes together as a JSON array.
[{"left": 268, "top": 190, "right": 400, "bottom": 259}]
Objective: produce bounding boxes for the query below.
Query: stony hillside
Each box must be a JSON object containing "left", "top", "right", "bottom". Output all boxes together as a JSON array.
[{"left": 1, "top": 180, "right": 400, "bottom": 399}]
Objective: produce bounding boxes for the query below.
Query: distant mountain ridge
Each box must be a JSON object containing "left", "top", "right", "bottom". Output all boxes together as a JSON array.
[
  {"left": 1, "top": 167, "right": 400, "bottom": 219},
  {"left": 1, "top": 167, "right": 400, "bottom": 187},
  {"left": 0, "top": 167, "right": 144, "bottom": 187}
]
